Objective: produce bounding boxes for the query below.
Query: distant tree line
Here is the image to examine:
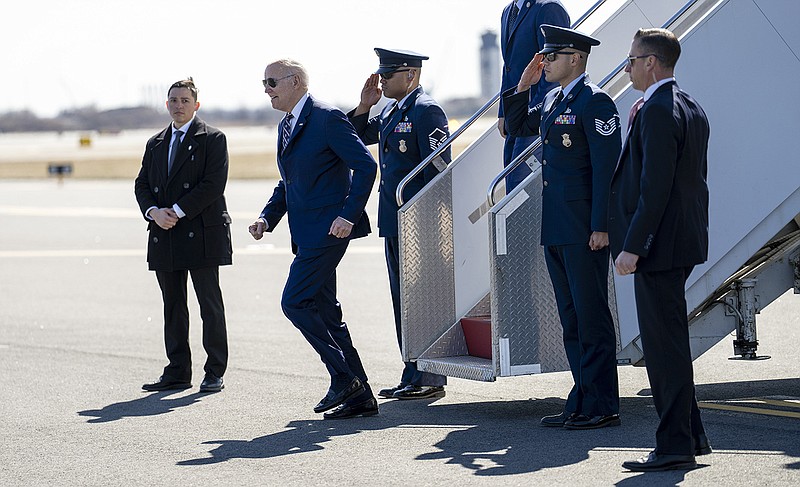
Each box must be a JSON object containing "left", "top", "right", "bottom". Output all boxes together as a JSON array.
[
  {"left": 0, "top": 97, "right": 484, "bottom": 133},
  {"left": 0, "top": 105, "right": 285, "bottom": 133}
]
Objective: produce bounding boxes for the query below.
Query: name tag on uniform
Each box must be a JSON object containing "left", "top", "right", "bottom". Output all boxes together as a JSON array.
[
  {"left": 554, "top": 115, "right": 576, "bottom": 125},
  {"left": 394, "top": 122, "right": 413, "bottom": 133}
]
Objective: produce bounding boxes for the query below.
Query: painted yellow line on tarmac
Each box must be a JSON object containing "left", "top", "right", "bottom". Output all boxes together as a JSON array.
[
  {"left": 754, "top": 398, "right": 800, "bottom": 409},
  {"left": 0, "top": 206, "right": 259, "bottom": 221},
  {"left": 0, "top": 205, "right": 140, "bottom": 218},
  {"left": 699, "top": 401, "right": 800, "bottom": 419},
  {"left": 0, "top": 246, "right": 384, "bottom": 258}
]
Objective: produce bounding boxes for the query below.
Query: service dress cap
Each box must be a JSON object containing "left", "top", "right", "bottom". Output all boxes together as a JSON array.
[
  {"left": 539, "top": 24, "right": 601, "bottom": 54},
  {"left": 374, "top": 47, "right": 429, "bottom": 74}
]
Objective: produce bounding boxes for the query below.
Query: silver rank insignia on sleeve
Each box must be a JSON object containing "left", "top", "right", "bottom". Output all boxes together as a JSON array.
[
  {"left": 595, "top": 116, "right": 618, "bottom": 136},
  {"left": 428, "top": 128, "right": 447, "bottom": 151}
]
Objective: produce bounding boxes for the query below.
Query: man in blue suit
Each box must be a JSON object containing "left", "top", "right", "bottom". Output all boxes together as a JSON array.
[
  {"left": 348, "top": 48, "right": 450, "bottom": 400},
  {"left": 611, "top": 28, "right": 711, "bottom": 472},
  {"left": 249, "top": 59, "right": 379, "bottom": 419},
  {"left": 504, "top": 25, "right": 621, "bottom": 430},
  {"left": 499, "top": 0, "right": 569, "bottom": 191}
]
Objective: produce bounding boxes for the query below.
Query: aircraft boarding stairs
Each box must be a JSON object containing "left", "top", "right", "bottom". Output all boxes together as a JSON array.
[{"left": 397, "top": 0, "right": 800, "bottom": 381}]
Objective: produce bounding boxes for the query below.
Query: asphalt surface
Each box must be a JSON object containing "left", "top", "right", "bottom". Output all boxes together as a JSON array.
[{"left": 1, "top": 179, "right": 798, "bottom": 486}]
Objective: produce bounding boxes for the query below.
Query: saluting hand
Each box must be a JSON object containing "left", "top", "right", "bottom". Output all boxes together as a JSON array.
[
  {"left": 517, "top": 53, "right": 545, "bottom": 93},
  {"left": 355, "top": 74, "right": 382, "bottom": 116}
]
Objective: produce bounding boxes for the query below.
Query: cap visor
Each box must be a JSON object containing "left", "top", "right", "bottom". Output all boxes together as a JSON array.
[{"left": 375, "top": 66, "right": 398, "bottom": 75}]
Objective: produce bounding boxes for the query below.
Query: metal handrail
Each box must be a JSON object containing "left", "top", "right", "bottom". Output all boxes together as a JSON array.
[
  {"left": 395, "top": 91, "right": 501, "bottom": 207},
  {"left": 487, "top": 0, "right": 706, "bottom": 209},
  {"left": 572, "top": 0, "right": 608, "bottom": 29},
  {"left": 597, "top": 0, "right": 700, "bottom": 88},
  {"left": 486, "top": 139, "right": 542, "bottom": 206}
]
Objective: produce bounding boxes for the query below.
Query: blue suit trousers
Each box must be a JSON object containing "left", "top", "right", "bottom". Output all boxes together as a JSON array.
[{"left": 281, "top": 242, "right": 368, "bottom": 387}]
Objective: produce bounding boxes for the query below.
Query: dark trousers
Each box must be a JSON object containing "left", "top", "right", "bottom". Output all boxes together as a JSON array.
[
  {"left": 503, "top": 134, "right": 539, "bottom": 192},
  {"left": 634, "top": 266, "right": 706, "bottom": 456},
  {"left": 281, "top": 242, "right": 369, "bottom": 389},
  {"left": 385, "top": 237, "right": 446, "bottom": 387},
  {"left": 155, "top": 266, "right": 228, "bottom": 381},
  {"left": 544, "top": 244, "right": 619, "bottom": 416}
]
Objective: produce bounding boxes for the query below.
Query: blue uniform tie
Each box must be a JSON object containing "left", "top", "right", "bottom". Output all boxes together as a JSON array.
[
  {"left": 508, "top": 3, "right": 520, "bottom": 30},
  {"left": 550, "top": 90, "right": 564, "bottom": 112}
]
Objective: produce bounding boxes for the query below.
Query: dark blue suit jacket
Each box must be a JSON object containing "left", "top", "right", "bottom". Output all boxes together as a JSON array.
[
  {"left": 348, "top": 87, "right": 451, "bottom": 237},
  {"left": 608, "top": 82, "right": 710, "bottom": 272},
  {"left": 503, "top": 77, "right": 621, "bottom": 246},
  {"left": 260, "top": 95, "right": 377, "bottom": 248},
  {"left": 499, "top": 0, "right": 569, "bottom": 117}
]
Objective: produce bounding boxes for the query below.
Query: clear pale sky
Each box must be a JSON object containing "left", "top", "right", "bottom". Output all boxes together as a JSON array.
[{"left": 2, "top": 1, "right": 595, "bottom": 117}]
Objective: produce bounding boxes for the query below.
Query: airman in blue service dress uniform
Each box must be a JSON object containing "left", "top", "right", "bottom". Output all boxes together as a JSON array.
[
  {"left": 348, "top": 48, "right": 450, "bottom": 400},
  {"left": 503, "top": 25, "right": 622, "bottom": 429}
]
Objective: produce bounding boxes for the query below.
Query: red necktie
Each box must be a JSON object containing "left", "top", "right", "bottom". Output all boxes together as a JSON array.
[{"left": 627, "top": 97, "right": 645, "bottom": 130}]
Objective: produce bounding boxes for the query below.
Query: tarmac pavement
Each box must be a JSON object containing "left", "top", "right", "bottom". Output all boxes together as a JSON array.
[{"left": 1, "top": 179, "right": 798, "bottom": 486}]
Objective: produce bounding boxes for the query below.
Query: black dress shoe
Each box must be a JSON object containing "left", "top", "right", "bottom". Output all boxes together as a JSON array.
[
  {"left": 378, "top": 383, "right": 407, "bottom": 399},
  {"left": 564, "top": 413, "right": 621, "bottom": 430},
  {"left": 623, "top": 451, "right": 697, "bottom": 472},
  {"left": 324, "top": 397, "right": 379, "bottom": 419},
  {"left": 142, "top": 376, "right": 192, "bottom": 392},
  {"left": 199, "top": 374, "right": 224, "bottom": 393},
  {"left": 314, "top": 377, "right": 365, "bottom": 413},
  {"left": 695, "top": 434, "right": 712, "bottom": 456},
  {"left": 392, "top": 385, "right": 445, "bottom": 400},
  {"left": 540, "top": 411, "right": 578, "bottom": 427}
]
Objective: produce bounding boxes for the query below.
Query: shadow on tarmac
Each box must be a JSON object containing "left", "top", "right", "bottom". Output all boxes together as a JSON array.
[
  {"left": 171, "top": 396, "right": 701, "bottom": 484},
  {"left": 79, "top": 378, "right": 799, "bottom": 480},
  {"left": 78, "top": 391, "right": 206, "bottom": 423}
]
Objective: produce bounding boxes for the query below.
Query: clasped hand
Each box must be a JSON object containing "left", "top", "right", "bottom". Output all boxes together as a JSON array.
[{"left": 151, "top": 208, "right": 178, "bottom": 230}]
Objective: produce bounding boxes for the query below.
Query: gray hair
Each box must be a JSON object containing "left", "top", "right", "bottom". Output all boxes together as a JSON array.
[{"left": 269, "top": 59, "right": 309, "bottom": 90}]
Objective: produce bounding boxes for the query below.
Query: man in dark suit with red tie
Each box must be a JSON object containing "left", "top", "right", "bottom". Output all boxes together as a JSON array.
[
  {"left": 499, "top": 0, "right": 569, "bottom": 190},
  {"left": 609, "top": 28, "right": 712, "bottom": 472},
  {"left": 249, "top": 59, "right": 379, "bottom": 419},
  {"left": 135, "top": 78, "right": 231, "bottom": 394}
]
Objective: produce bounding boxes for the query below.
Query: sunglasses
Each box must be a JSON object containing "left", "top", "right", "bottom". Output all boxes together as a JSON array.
[
  {"left": 379, "top": 69, "right": 412, "bottom": 80},
  {"left": 543, "top": 51, "right": 578, "bottom": 62},
  {"left": 626, "top": 53, "right": 661, "bottom": 66},
  {"left": 262, "top": 73, "right": 295, "bottom": 88}
]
